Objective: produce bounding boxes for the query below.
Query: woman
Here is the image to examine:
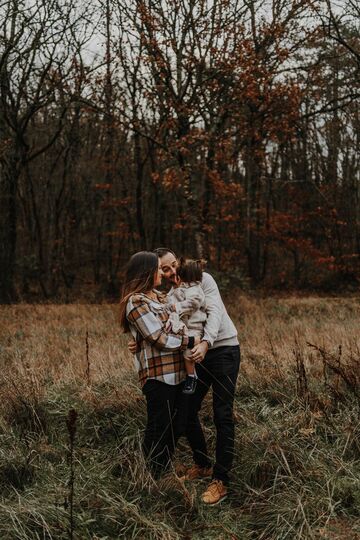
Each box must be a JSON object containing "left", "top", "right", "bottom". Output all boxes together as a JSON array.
[{"left": 119, "top": 251, "right": 199, "bottom": 478}]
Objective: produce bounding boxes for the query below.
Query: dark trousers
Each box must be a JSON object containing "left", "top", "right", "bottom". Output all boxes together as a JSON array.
[
  {"left": 185, "top": 345, "right": 240, "bottom": 484},
  {"left": 142, "top": 379, "right": 187, "bottom": 478}
]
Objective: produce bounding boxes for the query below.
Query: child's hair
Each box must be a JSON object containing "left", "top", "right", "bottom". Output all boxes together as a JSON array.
[{"left": 177, "top": 257, "right": 206, "bottom": 283}]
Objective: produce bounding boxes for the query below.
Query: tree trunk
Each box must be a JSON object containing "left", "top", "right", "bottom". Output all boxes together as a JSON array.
[{"left": 0, "top": 152, "right": 20, "bottom": 302}]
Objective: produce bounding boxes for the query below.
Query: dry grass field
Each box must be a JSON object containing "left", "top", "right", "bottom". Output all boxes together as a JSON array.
[{"left": 0, "top": 295, "right": 359, "bottom": 539}]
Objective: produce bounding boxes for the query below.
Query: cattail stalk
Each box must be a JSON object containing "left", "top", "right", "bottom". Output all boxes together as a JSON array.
[
  {"left": 85, "top": 330, "right": 90, "bottom": 385},
  {"left": 66, "top": 408, "right": 77, "bottom": 540}
]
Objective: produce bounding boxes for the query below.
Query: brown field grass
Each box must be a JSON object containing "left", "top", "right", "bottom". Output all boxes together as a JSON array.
[
  {"left": 0, "top": 295, "right": 359, "bottom": 539},
  {"left": 1, "top": 295, "right": 359, "bottom": 387}
]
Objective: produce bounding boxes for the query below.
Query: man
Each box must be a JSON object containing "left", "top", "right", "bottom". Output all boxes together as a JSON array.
[{"left": 154, "top": 248, "right": 240, "bottom": 505}]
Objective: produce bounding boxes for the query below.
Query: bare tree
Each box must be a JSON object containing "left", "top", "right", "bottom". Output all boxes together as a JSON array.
[
  {"left": 0, "top": 0, "right": 95, "bottom": 301},
  {"left": 322, "top": 0, "right": 360, "bottom": 68}
]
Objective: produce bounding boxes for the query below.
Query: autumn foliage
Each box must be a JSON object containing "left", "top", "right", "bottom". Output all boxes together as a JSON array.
[{"left": 0, "top": 0, "right": 359, "bottom": 300}]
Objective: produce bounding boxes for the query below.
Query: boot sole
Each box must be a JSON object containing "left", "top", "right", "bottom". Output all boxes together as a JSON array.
[{"left": 203, "top": 494, "right": 227, "bottom": 505}]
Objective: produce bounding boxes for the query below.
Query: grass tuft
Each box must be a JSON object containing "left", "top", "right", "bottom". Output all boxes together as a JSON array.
[{"left": 0, "top": 298, "right": 359, "bottom": 538}]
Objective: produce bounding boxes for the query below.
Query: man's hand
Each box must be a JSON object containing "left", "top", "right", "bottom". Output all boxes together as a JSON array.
[
  {"left": 190, "top": 340, "right": 209, "bottom": 363},
  {"left": 128, "top": 339, "right": 138, "bottom": 354}
]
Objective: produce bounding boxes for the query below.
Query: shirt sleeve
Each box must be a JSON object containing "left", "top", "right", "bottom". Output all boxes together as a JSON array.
[
  {"left": 169, "top": 287, "right": 204, "bottom": 317},
  {"left": 127, "top": 297, "right": 189, "bottom": 351},
  {"left": 201, "top": 273, "right": 223, "bottom": 346}
]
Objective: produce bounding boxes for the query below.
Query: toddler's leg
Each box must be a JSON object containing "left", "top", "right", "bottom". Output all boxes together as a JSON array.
[
  {"left": 183, "top": 350, "right": 197, "bottom": 395},
  {"left": 184, "top": 354, "right": 195, "bottom": 376}
]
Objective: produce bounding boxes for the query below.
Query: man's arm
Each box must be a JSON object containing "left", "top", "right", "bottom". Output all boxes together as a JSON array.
[
  {"left": 190, "top": 273, "right": 223, "bottom": 362},
  {"left": 201, "top": 272, "right": 223, "bottom": 346}
]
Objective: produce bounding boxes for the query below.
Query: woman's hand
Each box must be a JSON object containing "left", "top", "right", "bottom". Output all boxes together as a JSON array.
[
  {"left": 128, "top": 339, "right": 138, "bottom": 354},
  {"left": 164, "top": 319, "right": 172, "bottom": 333}
]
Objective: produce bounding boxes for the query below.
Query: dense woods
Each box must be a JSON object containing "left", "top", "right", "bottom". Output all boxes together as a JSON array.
[{"left": 0, "top": 0, "right": 359, "bottom": 301}]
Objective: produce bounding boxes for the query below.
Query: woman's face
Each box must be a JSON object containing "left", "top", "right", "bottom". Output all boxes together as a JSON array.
[{"left": 153, "top": 259, "right": 164, "bottom": 288}]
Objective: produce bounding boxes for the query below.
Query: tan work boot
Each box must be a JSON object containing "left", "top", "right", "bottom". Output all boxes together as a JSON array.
[
  {"left": 180, "top": 464, "right": 213, "bottom": 481},
  {"left": 202, "top": 479, "right": 227, "bottom": 505}
]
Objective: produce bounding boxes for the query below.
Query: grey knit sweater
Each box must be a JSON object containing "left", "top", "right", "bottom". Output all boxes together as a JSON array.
[{"left": 201, "top": 272, "right": 239, "bottom": 349}]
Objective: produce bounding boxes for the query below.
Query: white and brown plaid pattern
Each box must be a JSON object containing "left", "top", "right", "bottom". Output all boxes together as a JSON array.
[{"left": 126, "top": 293, "right": 189, "bottom": 387}]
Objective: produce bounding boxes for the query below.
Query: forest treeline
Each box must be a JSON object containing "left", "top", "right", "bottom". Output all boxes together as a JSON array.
[{"left": 0, "top": 0, "right": 359, "bottom": 302}]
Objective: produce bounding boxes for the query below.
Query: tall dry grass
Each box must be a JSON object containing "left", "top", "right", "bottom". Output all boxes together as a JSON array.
[{"left": 0, "top": 296, "right": 359, "bottom": 539}]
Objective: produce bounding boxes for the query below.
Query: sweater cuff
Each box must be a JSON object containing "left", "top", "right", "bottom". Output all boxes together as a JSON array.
[
  {"left": 187, "top": 336, "right": 195, "bottom": 349},
  {"left": 202, "top": 331, "right": 214, "bottom": 347}
]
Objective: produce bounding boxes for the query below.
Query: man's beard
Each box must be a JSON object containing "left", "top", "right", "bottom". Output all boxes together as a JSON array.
[{"left": 156, "top": 278, "right": 174, "bottom": 293}]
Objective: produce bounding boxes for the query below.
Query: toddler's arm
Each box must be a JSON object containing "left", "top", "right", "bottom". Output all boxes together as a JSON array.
[
  {"left": 167, "top": 287, "right": 204, "bottom": 317},
  {"left": 166, "top": 312, "right": 187, "bottom": 335}
]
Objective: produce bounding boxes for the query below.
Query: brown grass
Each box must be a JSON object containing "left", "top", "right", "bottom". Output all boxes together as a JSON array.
[
  {"left": 1, "top": 295, "right": 358, "bottom": 390},
  {"left": 0, "top": 304, "right": 132, "bottom": 384},
  {"left": 0, "top": 295, "right": 359, "bottom": 539}
]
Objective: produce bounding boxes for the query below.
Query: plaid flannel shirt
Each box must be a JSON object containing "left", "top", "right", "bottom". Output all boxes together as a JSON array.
[{"left": 126, "top": 292, "right": 190, "bottom": 387}]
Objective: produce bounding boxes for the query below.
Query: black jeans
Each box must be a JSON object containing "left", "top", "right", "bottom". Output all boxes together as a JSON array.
[
  {"left": 185, "top": 345, "right": 240, "bottom": 485},
  {"left": 142, "top": 379, "right": 188, "bottom": 478}
]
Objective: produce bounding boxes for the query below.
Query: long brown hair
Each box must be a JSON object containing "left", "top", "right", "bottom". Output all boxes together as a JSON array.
[{"left": 119, "top": 251, "right": 159, "bottom": 332}]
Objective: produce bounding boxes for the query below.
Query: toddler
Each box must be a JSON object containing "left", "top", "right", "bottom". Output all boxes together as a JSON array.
[{"left": 166, "top": 258, "right": 207, "bottom": 395}]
